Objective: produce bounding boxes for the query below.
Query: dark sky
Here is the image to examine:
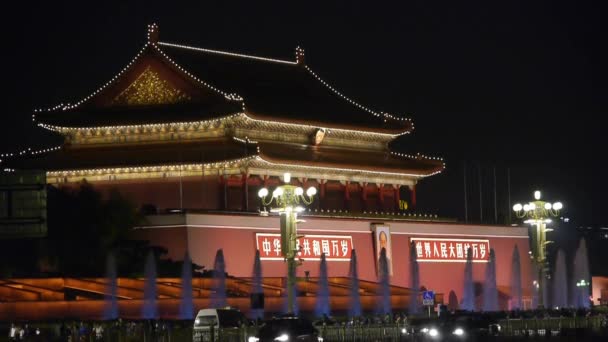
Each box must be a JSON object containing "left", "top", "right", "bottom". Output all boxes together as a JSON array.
[{"left": 2, "top": 2, "right": 607, "bottom": 268}]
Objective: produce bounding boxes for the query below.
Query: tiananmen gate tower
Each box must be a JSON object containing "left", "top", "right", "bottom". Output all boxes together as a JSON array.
[{"left": 0, "top": 24, "right": 533, "bottom": 319}]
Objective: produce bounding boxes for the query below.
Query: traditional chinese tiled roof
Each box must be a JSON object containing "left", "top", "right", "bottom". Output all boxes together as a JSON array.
[
  {"left": 157, "top": 42, "right": 412, "bottom": 133},
  {"left": 8, "top": 139, "right": 255, "bottom": 171},
  {"left": 34, "top": 24, "right": 412, "bottom": 136},
  {"left": 256, "top": 142, "right": 444, "bottom": 177}
]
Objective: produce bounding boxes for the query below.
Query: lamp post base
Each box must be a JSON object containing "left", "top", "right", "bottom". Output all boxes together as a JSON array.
[{"left": 287, "top": 256, "right": 297, "bottom": 314}]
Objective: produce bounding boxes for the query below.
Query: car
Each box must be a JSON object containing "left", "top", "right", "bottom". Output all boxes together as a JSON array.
[
  {"left": 193, "top": 307, "right": 247, "bottom": 342},
  {"left": 248, "top": 315, "right": 323, "bottom": 342},
  {"left": 413, "top": 314, "right": 501, "bottom": 341}
]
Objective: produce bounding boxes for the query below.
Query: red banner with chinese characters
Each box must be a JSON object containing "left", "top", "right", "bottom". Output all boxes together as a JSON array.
[
  {"left": 256, "top": 233, "right": 353, "bottom": 261},
  {"left": 410, "top": 238, "right": 490, "bottom": 263}
]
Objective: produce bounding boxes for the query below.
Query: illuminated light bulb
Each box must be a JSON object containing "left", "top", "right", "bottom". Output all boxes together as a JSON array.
[
  {"left": 295, "top": 187, "right": 304, "bottom": 196},
  {"left": 273, "top": 187, "right": 284, "bottom": 197},
  {"left": 553, "top": 202, "right": 563, "bottom": 210},
  {"left": 283, "top": 172, "right": 291, "bottom": 183},
  {"left": 295, "top": 206, "right": 305, "bottom": 213},
  {"left": 529, "top": 203, "right": 536, "bottom": 210},
  {"left": 523, "top": 204, "right": 530, "bottom": 212},
  {"left": 513, "top": 203, "right": 523, "bottom": 212},
  {"left": 534, "top": 191, "right": 541, "bottom": 200},
  {"left": 306, "top": 187, "right": 317, "bottom": 197},
  {"left": 258, "top": 188, "right": 268, "bottom": 198},
  {"left": 544, "top": 203, "right": 552, "bottom": 210}
]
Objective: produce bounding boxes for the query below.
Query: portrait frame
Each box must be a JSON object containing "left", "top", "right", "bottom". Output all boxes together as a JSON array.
[{"left": 372, "top": 224, "right": 393, "bottom": 276}]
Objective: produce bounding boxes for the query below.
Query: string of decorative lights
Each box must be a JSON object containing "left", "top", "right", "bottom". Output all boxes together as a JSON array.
[
  {"left": 37, "top": 111, "right": 409, "bottom": 140},
  {"left": 37, "top": 113, "right": 245, "bottom": 134},
  {"left": 157, "top": 38, "right": 412, "bottom": 126},
  {"left": 253, "top": 156, "right": 442, "bottom": 179},
  {"left": 158, "top": 41, "right": 298, "bottom": 66},
  {"left": 33, "top": 24, "right": 243, "bottom": 114},
  {"left": 46, "top": 155, "right": 258, "bottom": 178},
  {"left": 390, "top": 151, "right": 444, "bottom": 162},
  {"left": 232, "top": 136, "right": 259, "bottom": 145},
  {"left": 241, "top": 114, "right": 407, "bottom": 138},
  {"left": 303, "top": 65, "right": 413, "bottom": 124},
  {"left": 303, "top": 208, "right": 439, "bottom": 220},
  {"left": 40, "top": 149, "right": 440, "bottom": 182},
  {"left": 151, "top": 40, "right": 243, "bottom": 102},
  {"left": 33, "top": 25, "right": 413, "bottom": 141},
  {"left": 0, "top": 145, "right": 62, "bottom": 168}
]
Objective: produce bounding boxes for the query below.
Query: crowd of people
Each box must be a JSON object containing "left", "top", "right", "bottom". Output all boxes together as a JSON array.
[
  {"left": 5, "top": 308, "right": 607, "bottom": 341},
  {"left": 6, "top": 320, "right": 187, "bottom": 341}
]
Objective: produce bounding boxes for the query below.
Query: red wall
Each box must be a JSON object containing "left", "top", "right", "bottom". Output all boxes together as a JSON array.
[{"left": 134, "top": 217, "right": 532, "bottom": 310}]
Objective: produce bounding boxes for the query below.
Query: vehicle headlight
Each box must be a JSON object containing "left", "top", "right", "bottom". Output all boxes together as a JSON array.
[
  {"left": 248, "top": 337, "right": 259, "bottom": 342},
  {"left": 401, "top": 328, "right": 407, "bottom": 334},
  {"left": 453, "top": 327, "right": 464, "bottom": 336},
  {"left": 274, "top": 333, "right": 289, "bottom": 341},
  {"left": 429, "top": 328, "right": 439, "bottom": 337},
  {"left": 421, "top": 327, "right": 429, "bottom": 333},
  {"left": 317, "top": 337, "right": 324, "bottom": 342},
  {"left": 194, "top": 319, "right": 200, "bottom": 325}
]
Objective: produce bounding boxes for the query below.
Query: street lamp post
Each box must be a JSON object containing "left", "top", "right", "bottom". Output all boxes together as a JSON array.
[
  {"left": 258, "top": 173, "right": 317, "bottom": 314},
  {"left": 513, "top": 190, "right": 563, "bottom": 309}
]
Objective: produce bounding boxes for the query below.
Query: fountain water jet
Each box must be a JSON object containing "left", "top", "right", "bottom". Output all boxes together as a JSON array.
[
  {"left": 251, "top": 250, "right": 264, "bottom": 320},
  {"left": 462, "top": 248, "right": 475, "bottom": 311},
  {"left": 409, "top": 241, "right": 420, "bottom": 314},
  {"left": 179, "top": 252, "right": 194, "bottom": 319},
  {"left": 377, "top": 248, "right": 391, "bottom": 314},
  {"left": 348, "top": 249, "right": 361, "bottom": 317},
  {"left": 552, "top": 249, "right": 568, "bottom": 308},
  {"left": 483, "top": 249, "right": 498, "bottom": 311},
  {"left": 103, "top": 252, "right": 118, "bottom": 320},
  {"left": 315, "top": 253, "right": 330, "bottom": 317},
  {"left": 210, "top": 249, "right": 227, "bottom": 308},
  {"left": 573, "top": 238, "right": 590, "bottom": 308},
  {"left": 142, "top": 251, "right": 158, "bottom": 319},
  {"left": 510, "top": 245, "right": 522, "bottom": 310},
  {"left": 531, "top": 262, "right": 539, "bottom": 309}
]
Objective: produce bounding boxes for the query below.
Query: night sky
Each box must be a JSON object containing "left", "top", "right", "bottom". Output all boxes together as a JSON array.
[{"left": 2, "top": 2, "right": 607, "bottom": 272}]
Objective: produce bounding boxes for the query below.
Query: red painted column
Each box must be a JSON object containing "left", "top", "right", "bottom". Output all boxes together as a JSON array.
[
  {"left": 344, "top": 181, "right": 350, "bottom": 201},
  {"left": 242, "top": 173, "right": 248, "bottom": 211},
  {"left": 219, "top": 174, "right": 227, "bottom": 210},
  {"left": 411, "top": 184, "right": 417, "bottom": 208},
  {"left": 379, "top": 184, "right": 385, "bottom": 204},
  {"left": 318, "top": 179, "right": 326, "bottom": 210},
  {"left": 319, "top": 180, "right": 326, "bottom": 199},
  {"left": 394, "top": 185, "right": 400, "bottom": 210}
]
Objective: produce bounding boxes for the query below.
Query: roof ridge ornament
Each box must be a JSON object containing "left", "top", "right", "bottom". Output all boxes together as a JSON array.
[
  {"left": 147, "top": 23, "right": 159, "bottom": 44},
  {"left": 295, "top": 46, "right": 305, "bottom": 65}
]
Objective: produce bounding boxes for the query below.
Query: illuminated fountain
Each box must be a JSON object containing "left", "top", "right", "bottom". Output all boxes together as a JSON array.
[
  {"left": 179, "top": 252, "right": 194, "bottom": 319},
  {"left": 315, "top": 253, "right": 330, "bottom": 317},
  {"left": 103, "top": 252, "right": 118, "bottom": 320},
  {"left": 510, "top": 245, "right": 522, "bottom": 310},
  {"left": 377, "top": 248, "right": 391, "bottom": 314},
  {"left": 142, "top": 251, "right": 158, "bottom": 319},
  {"left": 348, "top": 249, "right": 361, "bottom": 317},
  {"left": 462, "top": 248, "right": 475, "bottom": 311},
  {"left": 573, "top": 238, "right": 590, "bottom": 308},
  {"left": 251, "top": 250, "right": 264, "bottom": 320},
  {"left": 552, "top": 249, "right": 568, "bottom": 309},
  {"left": 409, "top": 241, "right": 420, "bottom": 314},
  {"left": 483, "top": 249, "right": 498, "bottom": 311},
  {"left": 210, "top": 249, "right": 227, "bottom": 308}
]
